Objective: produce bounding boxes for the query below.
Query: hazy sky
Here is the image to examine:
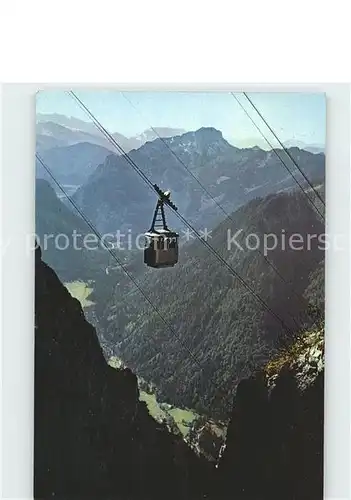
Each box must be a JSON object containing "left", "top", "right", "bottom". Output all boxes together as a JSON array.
[{"left": 36, "top": 90, "right": 326, "bottom": 148}]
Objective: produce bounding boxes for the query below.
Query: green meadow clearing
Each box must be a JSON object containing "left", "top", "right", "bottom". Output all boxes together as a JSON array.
[
  {"left": 108, "top": 356, "right": 198, "bottom": 437},
  {"left": 65, "top": 280, "right": 95, "bottom": 308}
]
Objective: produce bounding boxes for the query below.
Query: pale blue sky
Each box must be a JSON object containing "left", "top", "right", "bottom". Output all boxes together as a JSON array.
[{"left": 36, "top": 90, "right": 326, "bottom": 148}]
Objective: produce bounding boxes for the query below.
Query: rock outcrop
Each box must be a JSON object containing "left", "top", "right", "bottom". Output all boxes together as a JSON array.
[
  {"left": 34, "top": 245, "right": 212, "bottom": 499},
  {"left": 216, "top": 329, "right": 324, "bottom": 500},
  {"left": 34, "top": 244, "right": 324, "bottom": 499}
]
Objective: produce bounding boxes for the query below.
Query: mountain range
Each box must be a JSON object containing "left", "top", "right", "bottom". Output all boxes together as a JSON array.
[
  {"left": 36, "top": 113, "right": 325, "bottom": 223},
  {"left": 37, "top": 112, "right": 325, "bottom": 154},
  {"left": 36, "top": 142, "right": 112, "bottom": 188},
  {"left": 35, "top": 118, "right": 326, "bottom": 418},
  {"left": 283, "top": 139, "right": 325, "bottom": 154},
  {"left": 229, "top": 137, "right": 325, "bottom": 154},
  {"left": 36, "top": 169, "right": 325, "bottom": 417},
  {"left": 34, "top": 111, "right": 325, "bottom": 498},
  {"left": 36, "top": 113, "right": 187, "bottom": 192},
  {"left": 36, "top": 113, "right": 185, "bottom": 154},
  {"left": 72, "top": 127, "right": 325, "bottom": 236},
  {"left": 35, "top": 178, "right": 112, "bottom": 282}
]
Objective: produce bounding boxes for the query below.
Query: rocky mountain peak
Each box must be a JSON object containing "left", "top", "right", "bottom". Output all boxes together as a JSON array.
[{"left": 175, "top": 127, "right": 226, "bottom": 149}]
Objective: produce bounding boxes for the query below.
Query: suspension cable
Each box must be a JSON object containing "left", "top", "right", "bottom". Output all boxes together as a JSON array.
[
  {"left": 36, "top": 152, "right": 239, "bottom": 413},
  {"left": 230, "top": 93, "right": 325, "bottom": 221},
  {"left": 121, "top": 92, "right": 321, "bottom": 318},
  {"left": 243, "top": 92, "right": 325, "bottom": 206},
  {"left": 68, "top": 91, "right": 299, "bottom": 337}
]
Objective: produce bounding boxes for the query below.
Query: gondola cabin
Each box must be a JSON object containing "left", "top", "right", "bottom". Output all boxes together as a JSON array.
[
  {"left": 144, "top": 186, "right": 179, "bottom": 269},
  {"left": 144, "top": 230, "right": 179, "bottom": 268}
]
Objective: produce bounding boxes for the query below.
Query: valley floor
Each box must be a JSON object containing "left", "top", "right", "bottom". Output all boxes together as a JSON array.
[{"left": 65, "top": 280, "right": 95, "bottom": 307}]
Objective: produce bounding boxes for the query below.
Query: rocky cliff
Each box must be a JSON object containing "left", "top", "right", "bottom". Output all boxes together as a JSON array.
[
  {"left": 34, "top": 245, "right": 212, "bottom": 499},
  {"left": 216, "top": 328, "right": 324, "bottom": 500},
  {"left": 35, "top": 245, "right": 324, "bottom": 499}
]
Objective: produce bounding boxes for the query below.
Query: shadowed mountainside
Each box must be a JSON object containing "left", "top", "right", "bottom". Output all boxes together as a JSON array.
[
  {"left": 103, "top": 189, "right": 325, "bottom": 417},
  {"left": 72, "top": 127, "right": 325, "bottom": 235},
  {"left": 35, "top": 246, "right": 324, "bottom": 499},
  {"left": 216, "top": 328, "right": 324, "bottom": 500},
  {"left": 34, "top": 245, "right": 212, "bottom": 500}
]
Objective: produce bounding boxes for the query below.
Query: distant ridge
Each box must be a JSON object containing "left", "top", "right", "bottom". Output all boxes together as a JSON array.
[{"left": 36, "top": 112, "right": 186, "bottom": 153}]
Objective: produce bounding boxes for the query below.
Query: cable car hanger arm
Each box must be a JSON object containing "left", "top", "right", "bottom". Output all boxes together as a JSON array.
[{"left": 153, "top": 184, "right": 178, "bottom": 211}]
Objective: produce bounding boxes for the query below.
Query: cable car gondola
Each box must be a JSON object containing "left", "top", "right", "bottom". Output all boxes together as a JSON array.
[{"left": 144, "top": 186, "right": 179, "bottom": 268}]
